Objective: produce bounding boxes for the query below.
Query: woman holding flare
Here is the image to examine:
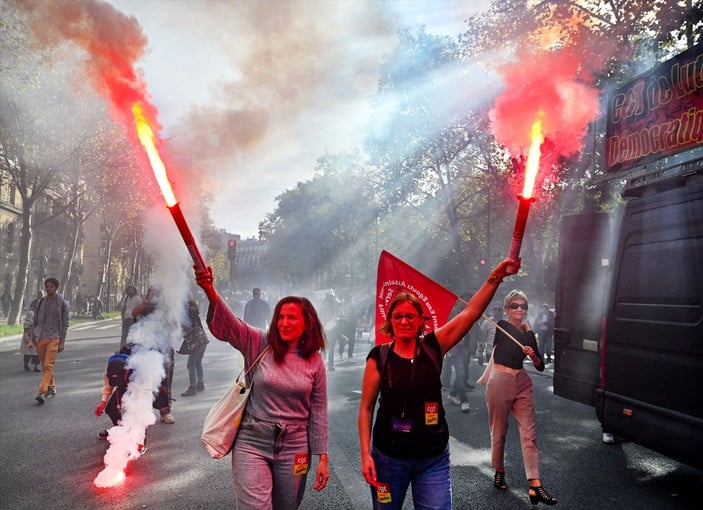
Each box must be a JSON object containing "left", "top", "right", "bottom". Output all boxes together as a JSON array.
[{"left": 358, "top": 258, "right": 517, "bottom": 509}]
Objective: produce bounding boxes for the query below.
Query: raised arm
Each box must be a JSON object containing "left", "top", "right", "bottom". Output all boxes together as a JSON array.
[
  {"left": 194, "top": 266, "right": 220, "bottom": 304},
  {"left": 435, "top": 258, "right": 518, "bottom": 355}
]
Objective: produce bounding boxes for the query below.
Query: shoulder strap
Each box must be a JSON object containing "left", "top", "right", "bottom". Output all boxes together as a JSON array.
[
  {"left": 377, "top": 341, "right": 392, "bottom": 391},
  {"left": 238, "top": 345, "right": 271, "bottom": 385},
  {"left": 378, "top": 342, "right": 390, "bottom": 373},
  {"left": 376, "top": 337, "right": 441, "bottom": 380}
]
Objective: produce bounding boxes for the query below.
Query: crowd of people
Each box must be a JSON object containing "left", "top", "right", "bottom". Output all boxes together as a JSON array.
[{"left": 14, "top": 262, "right": 561, "bottom": 508}]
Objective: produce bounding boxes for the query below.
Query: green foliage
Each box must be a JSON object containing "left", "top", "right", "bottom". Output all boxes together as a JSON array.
[
  {"left": 3, "top": 0, "right": 699, "bottom": 306},
  {"left": 0, "top": 324, "right": 23, "bottom": 338},
  {"left": 259, "top": 151, "right": 381, "bottom": 289}
]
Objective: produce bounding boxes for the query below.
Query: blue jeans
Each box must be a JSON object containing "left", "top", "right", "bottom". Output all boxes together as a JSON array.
[
  {"left": 186, "top": 344, "right": 206, "bottom": 386},
  {"left": 371, "top": 446, "right": 452, "bottom": 509}
]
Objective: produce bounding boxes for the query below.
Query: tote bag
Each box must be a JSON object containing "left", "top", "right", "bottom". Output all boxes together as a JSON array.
[
  {"left": 477, "top": 347, "right": 495, "bottom": 385},
  {"left": 201, "top": 346, "right": 270, "bottom": 459}
]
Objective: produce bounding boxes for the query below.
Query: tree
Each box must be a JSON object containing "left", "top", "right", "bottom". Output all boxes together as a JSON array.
[
  {"left": 0, "top": 9, "right": 83, "bottom": 324},
  {"left": 259, "top": 151, "right": 381, "bottom": 291}
]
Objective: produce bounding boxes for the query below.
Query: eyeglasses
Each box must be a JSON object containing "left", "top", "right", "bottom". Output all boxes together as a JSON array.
[
  {"left": 391, "top": 313, "right": 420, "bottom": 322},
  {"left": 508, "top": 303, "right": 528, "bottom": 310}
]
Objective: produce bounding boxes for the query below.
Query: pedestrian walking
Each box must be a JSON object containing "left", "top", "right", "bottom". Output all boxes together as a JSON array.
[
  {"left": 19, "top": 308, "right": 40, "bottom": 372},
  {"left": 28, "top": 278, "right": 69, "bottom": 405},
  {"left": 179, "top": 298, "right": 209, "bottom": 397},
  {"left": 243, "top": 287, "right": 271, "bottom": 329},
  {"left": 535, "top": 303, "right": 555, "bottom": 364}
]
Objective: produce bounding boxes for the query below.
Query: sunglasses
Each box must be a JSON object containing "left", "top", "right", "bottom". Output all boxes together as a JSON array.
[{"left": 508, "top": 303, "right": 528, "bottom": 310}]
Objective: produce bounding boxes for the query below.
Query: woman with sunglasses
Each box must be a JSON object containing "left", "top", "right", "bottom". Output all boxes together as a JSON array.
[
  {"left": 358, "top": 258, "right": 517, "bottom": 510},
  {"left": 486, "top": 290, "right": 557, "bottom": 506}
]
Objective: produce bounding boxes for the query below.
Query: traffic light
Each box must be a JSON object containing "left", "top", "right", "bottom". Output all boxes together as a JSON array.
[{"left": 227, "top": 239, "right": 237, "bottom": 260}]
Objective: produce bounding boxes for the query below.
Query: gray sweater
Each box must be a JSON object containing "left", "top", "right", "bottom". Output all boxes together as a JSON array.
[
  {"left": 208, "top": 297, "right": 328, "bottom": 455},
  {"left": 32, "top": 294, "right": 69, "bottom": 342}
]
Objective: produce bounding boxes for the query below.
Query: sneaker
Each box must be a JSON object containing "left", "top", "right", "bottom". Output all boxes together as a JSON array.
[
  {"left": 137, "top": 444, "right": 147, "bottom": 456},
  {"left": 35, "top": 392, "right": 44, "bottom": 405},
  {"left": 46, "top": 388, "right": 56, "bottom": 398},
  {"left": 196, "top": 381, "right": 205, "bottom": 392},
  {"left": 160, "top": 413, "right": 175, "bottom": 424},
  {"left": 602, "top": 432, "right": 615, "bottom": 444},
  {"left": 97, "top": 429, "right": 109, "bottom": 440},
  {"left": 461, "top": 402, "right": 471, "bottom": 413},
  {"left": 447, "top": 395, "right": 461, "bottom": 405},
  {"left": 33, "top": 366, "right": 41, "bottom": 373}
]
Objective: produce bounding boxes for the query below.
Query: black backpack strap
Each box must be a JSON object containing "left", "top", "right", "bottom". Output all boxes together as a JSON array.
[
  {"left": 377, "top": 341, "right": 392, "bottom": 391},
  {"left": 378, "top": 342, "right": 390, "bottom": 373},
  {"left": 377, "top": 338, "right": 441, "bottom": 376},
  {"left": 376, "top": 337, "right": 442, "bottom": 390}
]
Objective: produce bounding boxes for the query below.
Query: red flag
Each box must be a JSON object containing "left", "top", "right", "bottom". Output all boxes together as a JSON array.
[{"left": 375, "top": 250, "right": 459, "bottom": 345}]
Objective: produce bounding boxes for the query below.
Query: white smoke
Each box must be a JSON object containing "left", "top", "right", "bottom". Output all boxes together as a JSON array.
[
  {"left": 94, "top": 349, "right": 164, "bottom": 487},
  {"left": 95, "top": 205, "right": 195, "bottom": 486}
]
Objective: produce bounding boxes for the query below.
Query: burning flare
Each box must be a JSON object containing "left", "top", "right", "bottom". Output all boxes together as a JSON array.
[
  {"left": 522, "top": 115, "right": 544, "bottom": 199},
  {"left": 132, "top": 102, "right": 177, "bottom": 207},
  {"left": 506, "top": 115, "right": 543, "bottom": 269},
  {"left": 131, "top": 102, "right": 208, "bottom": 271}
]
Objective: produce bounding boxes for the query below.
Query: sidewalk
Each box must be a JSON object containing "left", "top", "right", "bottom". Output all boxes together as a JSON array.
[{"left": 0, "top": 316, "right": 112, "bottom": 350}]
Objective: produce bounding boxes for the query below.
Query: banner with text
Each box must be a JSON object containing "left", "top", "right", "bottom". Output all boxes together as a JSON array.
[
  {"left": 605, "top": 44, "right": 703, "bottom": 173},
  {"left": 375, "top": 250, "right": 458, "bottom": 345}
]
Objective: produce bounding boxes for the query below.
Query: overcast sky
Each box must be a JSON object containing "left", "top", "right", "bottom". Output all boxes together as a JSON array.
[{"left": 107, "top": 0, "right": 494, "bottom": 238}]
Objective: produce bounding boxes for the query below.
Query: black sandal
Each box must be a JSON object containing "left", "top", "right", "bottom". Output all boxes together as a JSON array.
[
  {"left": 494, "top": 471, "right": 507, "bottom": 490},
  {"left": 528, "top": 485, "right": 557, "bottom": 505}
]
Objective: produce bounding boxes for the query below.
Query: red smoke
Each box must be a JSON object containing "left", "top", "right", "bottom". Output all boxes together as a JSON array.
[
  {"left": 20, "top": 0, "right": 160, "bottom": 133},
  {"left": 489, "top": 47, "right": 599, "bottom": 172}
]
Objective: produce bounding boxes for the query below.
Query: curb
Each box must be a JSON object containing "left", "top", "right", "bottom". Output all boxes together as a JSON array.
[{"left": 0, "top": 318, "right": 117, "bottom": 347}]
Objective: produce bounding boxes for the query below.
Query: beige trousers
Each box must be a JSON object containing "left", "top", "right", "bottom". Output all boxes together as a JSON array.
[{"left": 485, "top": 368, "right": 541, "bottom": 480}]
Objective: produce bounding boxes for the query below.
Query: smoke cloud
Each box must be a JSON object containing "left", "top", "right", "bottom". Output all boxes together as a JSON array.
[{"left": 489, "top": 46, "right": 600, "bottom": 164}]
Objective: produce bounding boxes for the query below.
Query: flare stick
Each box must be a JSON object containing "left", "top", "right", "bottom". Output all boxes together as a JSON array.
[
  {"left": 507, "top": 194, "right": 535, "bottom": 272},
  {"left": 167, "top": 203, "right": 207, "bottom": 272}
]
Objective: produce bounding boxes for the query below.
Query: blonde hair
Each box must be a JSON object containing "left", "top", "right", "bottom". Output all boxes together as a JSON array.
[{"left": 503, "top": 290, "right": 528, "bottom": 309}]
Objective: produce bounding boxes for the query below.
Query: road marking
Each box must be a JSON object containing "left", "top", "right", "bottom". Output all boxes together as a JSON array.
[
  {"left": 70, "top": 323, "right": 119, "bottom": 331},
  {"left": 448, "top": 435, "right": 492, "bottom": 467}
]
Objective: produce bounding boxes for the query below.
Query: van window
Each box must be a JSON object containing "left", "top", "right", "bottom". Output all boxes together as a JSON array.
[{"left": 615, "top": 237, "right": 702, "bottom": 324}]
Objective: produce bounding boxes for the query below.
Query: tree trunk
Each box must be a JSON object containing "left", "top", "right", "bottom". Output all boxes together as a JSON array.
[
  {"left": 60, "top": 219, "right": 81, "bottom": 302},
  {"left": 7, "top": 203, "right": 33, "bottom": 326}
]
